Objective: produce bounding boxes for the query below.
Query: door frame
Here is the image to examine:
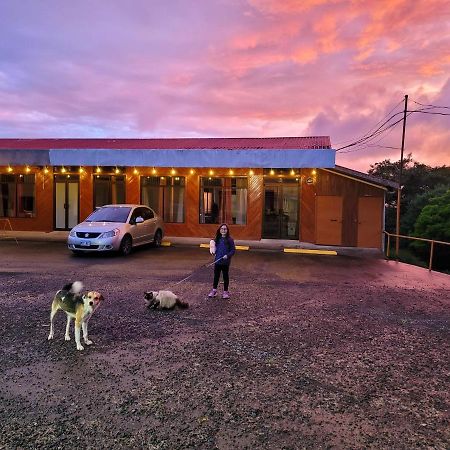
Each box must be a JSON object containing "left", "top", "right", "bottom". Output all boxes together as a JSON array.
[
  {"left": 54, "top": 175, "right": 80, "bottom": 230},
  {"left": 262, "top": 179, "right": 299, "bottom": 239}
]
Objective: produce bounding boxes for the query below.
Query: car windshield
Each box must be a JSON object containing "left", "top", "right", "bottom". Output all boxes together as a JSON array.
[{"left": 85, "top": 207, "right": 132, "bottom": 223}]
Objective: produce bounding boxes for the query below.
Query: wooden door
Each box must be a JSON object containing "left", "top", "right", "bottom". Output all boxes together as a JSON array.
[
  {"left": 357, "top": 197, "right": 383, "bottom": 248},
  {"left": 316, "top": 196, "right": 343, "bottom": 245}
]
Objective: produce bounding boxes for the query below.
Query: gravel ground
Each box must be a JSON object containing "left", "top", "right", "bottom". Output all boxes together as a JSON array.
[{"left": 0, "top": 241, "right": 449, "bottom": 449}]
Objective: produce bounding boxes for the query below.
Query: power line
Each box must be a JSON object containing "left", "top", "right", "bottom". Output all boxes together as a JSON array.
[
  {"left": 336, "top": 112, "right": 409, "bottom": 152},
  {"left": 332, "top": 98, "right": 405, "bottom": 147},
  {"left": 410, "top": 99, "right": 450, "bottom": 110},
  {"left": 409, "top": 110, "right": 450, "bottom": 116},
  {"left": 335, "top": 101, "right": 450, "bottom": 154}
]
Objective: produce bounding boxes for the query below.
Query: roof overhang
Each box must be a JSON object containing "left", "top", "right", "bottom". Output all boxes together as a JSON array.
[
  {"left": 0, "top": 148, "right": 336, "bottom": 168},
  {"left": 324, "top": 165, "right": 399, "bottom": 190}
]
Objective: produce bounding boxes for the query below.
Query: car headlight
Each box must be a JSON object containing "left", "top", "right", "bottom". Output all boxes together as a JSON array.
[
  {"left": 69, "top": 230, "right": 77, "bottom": 237},
  {"left": 100, "top": 228, "right": 120, "bottom": 239}
]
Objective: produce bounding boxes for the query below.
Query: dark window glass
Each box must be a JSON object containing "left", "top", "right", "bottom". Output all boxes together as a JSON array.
[
  {"left": 86, "top": 206, "right": 131, "bottom": 223},
  {"left": 93, "top": 175, "right": 125, "bottom": 208},
  {"left": 141, "top": 176, "right": 185, "bottom": 223},
  {"left": 0, "top": 174, "right": 36, "bottom": 218},
  {"left": 199, "top": 177, "right": 247, "bottom": 224}
]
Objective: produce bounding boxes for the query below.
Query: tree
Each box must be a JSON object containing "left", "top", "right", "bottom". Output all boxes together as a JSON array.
[
  {"left": 402, "top": 184, "right": 450, "bottom": 235},
  {"left": 410, "top": 189, "right": 450, "bottom": 270},
  {"left": 368, "top": 155, "right": 450, "bottom": 233}
]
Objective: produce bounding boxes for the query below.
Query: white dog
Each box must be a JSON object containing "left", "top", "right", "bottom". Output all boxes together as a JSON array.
[
  {"left": 209, "top": 239, "right": 216, "bottom": 255},
  {"left": 144, "top": 290, "right": 189, "bottom": 310},
  {"left": 48, "top": 281, "right": 104, "bottom": 350}
]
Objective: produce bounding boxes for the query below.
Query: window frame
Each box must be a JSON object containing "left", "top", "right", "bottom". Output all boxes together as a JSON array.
[
  {"left": 93, "top": 174, "right": 126, "bottom": 208},
  {"left": 199, "top": 176, "right": 248, "bottom": 225},
  {"left": 0, "top": 173, "right": 36, "bottom": 218},
  {"left": 140, "top": 176, "right": 185, "bottom": 223}
]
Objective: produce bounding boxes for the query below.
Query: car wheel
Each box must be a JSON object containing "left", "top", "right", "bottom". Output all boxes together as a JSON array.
[
  {"left": 120, "top": 235, "right": 132, "bottom": 256},
  {"left": 152, "top": 230, "right": 162, "bottom": 248}
]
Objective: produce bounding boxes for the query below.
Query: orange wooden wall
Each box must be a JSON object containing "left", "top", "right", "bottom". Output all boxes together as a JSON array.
[{"left": 1, "top": 166, "right": 385, "bottom": 247}]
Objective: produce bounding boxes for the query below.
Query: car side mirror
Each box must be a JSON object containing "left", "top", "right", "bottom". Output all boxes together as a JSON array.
[{"left": 135, "top": 216, "right": 144, "bottom": 224}]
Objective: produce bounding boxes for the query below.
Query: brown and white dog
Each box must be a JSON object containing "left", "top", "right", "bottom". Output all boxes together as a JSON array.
[
  {"left": 144, "top": 290, "right": 189, "bottom": 310},
  {"left": 48, "top": 281, "right": 104, "bottom": 351}
]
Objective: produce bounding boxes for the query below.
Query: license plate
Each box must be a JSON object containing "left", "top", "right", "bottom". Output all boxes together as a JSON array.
[{"left": 80, "top": 241, "right": 91, "bottom": 246}]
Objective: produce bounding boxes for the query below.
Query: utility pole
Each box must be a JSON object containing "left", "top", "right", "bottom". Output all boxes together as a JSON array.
[{"left": 395, "top": 94, "right": 408, "bottom": 258}]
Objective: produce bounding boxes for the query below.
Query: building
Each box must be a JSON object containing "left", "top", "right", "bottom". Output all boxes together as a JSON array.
[{"left": 0, "top": 137, "right": 397, "bottom": 248}]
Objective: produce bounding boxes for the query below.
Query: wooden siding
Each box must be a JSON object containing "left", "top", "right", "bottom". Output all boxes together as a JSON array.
[
  {"left": 1, "top": 167, "right": 53, "bottom": 231},
  {"left": 1, "top": 166, "right": 385, "bottom": 248},
  {"left": 299, "top": 169, "right": 317, "bottom": 243},
  {"left": 313, "top": 169, "right": 385, "bottom": 248},
  {"left": 164, "top": 168, "right": 263, "bottom": 240}
]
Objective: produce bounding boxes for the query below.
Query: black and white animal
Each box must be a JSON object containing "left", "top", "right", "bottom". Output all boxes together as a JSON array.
[
  {"left": 144, "top": 290, "right": 189, "bottom": 310},
  {"left": 48, "top": 281, "right": 104, "bottom": 351}
]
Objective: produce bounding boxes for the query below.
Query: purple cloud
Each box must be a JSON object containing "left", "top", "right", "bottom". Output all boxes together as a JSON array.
[{"left": 0, "top": 0, "right": 449, "bottom": 171}]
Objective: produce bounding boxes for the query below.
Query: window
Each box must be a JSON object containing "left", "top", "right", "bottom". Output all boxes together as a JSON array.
[
  {"left": 200, "top": 177, "right": 248, "bottom": 224},
  {"left": 93, "top": 175, "right": 125, "bottom": 208},
  {"left": 0, "top": 174, "right": 36, "bottom": 218},
  {"left": 141, "top": 176, "right": 185, "bottom": 223}
]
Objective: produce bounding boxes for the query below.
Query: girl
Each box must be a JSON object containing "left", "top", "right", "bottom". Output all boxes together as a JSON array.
[{"left": 208, "top": 223, "right": 236, "bottom": 299}]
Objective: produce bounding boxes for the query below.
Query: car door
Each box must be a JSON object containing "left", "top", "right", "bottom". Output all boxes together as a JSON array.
[
  {"left": 129, "top": 207, "right": 147, "bottom": 245},
  {"left": 142, "top": 207, "right": 157, "bottom": 243}
]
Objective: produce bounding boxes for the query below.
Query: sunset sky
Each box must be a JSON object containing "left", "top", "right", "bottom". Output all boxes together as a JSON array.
[{"left": 1, "top": 0, "right": 449, "bottom": 171}]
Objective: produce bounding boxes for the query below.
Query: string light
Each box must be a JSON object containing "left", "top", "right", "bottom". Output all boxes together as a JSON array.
[
  {"left": 171, "top": 168, "right": 176, "bottom": 175},
  {"left": 26, "top": 166, "right": 31, "bottom": 173},
  {"left": 7, "top": 166, "right": 13, "bottom": 173},
  {"left": 96, "top": 166, "right": 101, "bottom": 173},
  {"left": 61, "top": 166, "right": 66, "bottom": 173},
  {"left": 209, "top": 169, "right": 214, "bottom": 175},
  {"left": 249, "top": 169, "right": 254, "bottom": 176},
  {"left": 270, "top": 169, "right": 275, "bottom": 176},
  {"left": 115, "top": 167, "right": 120, "bottom": 174},
  {"left": 152, "top": 167, "right": 157, "bottom": 174},
  {"left": 312, "top": 169, "right": 317, "bottom": 175},
  {"left": 229, "top": 169, "right": 234, "bottom": 175},
  {"left": 190, "top": 169, "right": 195, "bottom": 175},
  {"left": 79, "top": 167, "right": 84, "bottom": 173},
  {"left": 290, "top": 169, "right": 295, "bottom": 176},
  {"left": 133, "top": 167, "right": 139, "bottom": 175},
  {"left": 43, "top": 166, "right": 49, "bottom": 174}
]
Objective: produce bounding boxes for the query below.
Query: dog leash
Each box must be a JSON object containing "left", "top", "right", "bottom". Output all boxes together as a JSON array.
[{"left": 161, "top": 254, "right": 227, "bottom": 291}]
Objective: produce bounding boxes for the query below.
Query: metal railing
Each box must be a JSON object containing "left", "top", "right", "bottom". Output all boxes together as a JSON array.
[{"left": 384, "top": 231, "right": 450, "bottom": 272}]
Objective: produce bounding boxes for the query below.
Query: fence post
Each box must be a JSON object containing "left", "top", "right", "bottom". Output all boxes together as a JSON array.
[
  {"left": 429, "top": 241, "right": 434, "bottom": 271},
  {"left": 386, "top": 233, "right": 390, "bottom": 259}
]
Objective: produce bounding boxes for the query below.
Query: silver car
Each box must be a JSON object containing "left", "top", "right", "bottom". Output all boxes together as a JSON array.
[{"left": 67, "top": 204, "right": 164, "bottom": 256}]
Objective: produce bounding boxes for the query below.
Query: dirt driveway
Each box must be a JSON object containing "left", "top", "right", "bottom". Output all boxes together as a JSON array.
[{"left": 0, "top": 241, "right": 449, "bottom": 449}]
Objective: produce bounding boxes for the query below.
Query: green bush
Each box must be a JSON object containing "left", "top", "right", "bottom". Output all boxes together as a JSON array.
[{"left": 410, "top": 189, "right": 450, "bottom": 270}]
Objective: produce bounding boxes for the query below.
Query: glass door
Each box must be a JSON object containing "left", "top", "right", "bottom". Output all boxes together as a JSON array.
[
  {"left": 54, "top": 175, "right": 79, "bottom": 230},
  {"left": 262, "top": 179, "right": 299, "bottom": 239}
]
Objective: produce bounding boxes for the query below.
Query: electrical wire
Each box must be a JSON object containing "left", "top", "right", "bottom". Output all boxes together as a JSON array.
[
  {"left": 332, "top": 98, "right": 405, "bottom": 147},
  {"left": 410, "top": 99, "right": 450, "bottom": 110},
  {"left": 336, "top": 113, "right": 408, "bottom": 152},
  {"left": 334, "top": 98, "right": 450, "bottom": 155}
]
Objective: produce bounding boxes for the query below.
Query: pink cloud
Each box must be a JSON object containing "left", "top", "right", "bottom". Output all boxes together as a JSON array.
[{"left": 0, "top": 0, "right": 449, "bottom": 172}]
